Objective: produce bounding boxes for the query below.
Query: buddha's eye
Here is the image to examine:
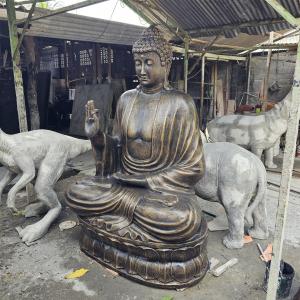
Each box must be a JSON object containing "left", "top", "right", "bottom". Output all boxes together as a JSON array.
[
  {"left": 146, "top": 59, "right": 154, "bottom": 66},
  {"left": 135, "top": 60, "right": 141, "bottom": 66}
]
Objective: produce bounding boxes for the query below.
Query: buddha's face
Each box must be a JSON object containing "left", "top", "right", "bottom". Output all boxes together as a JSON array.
[{"left": 134, "top": 52, "right": 166, "bottom": 90}]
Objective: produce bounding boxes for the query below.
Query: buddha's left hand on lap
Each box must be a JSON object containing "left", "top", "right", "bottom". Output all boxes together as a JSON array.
[{"left": 112, "top": 172, "right": 149, "bottom": 188}]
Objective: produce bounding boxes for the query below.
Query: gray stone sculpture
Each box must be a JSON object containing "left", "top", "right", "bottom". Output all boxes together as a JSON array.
[
  {"left": 207, "top": 91, "right": 292, "bottom": 168},
  {"left": 195, "top": 141, "right": 269, "bottom": 249},
  {"left": 0, "top": 129, "right": 91, "bottom": 243}
]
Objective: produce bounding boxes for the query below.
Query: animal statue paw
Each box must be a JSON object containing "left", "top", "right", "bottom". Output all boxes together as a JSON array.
[
  {"left": 265, "top": 162, "right": 278, "bottom": 169},
  {"left": 19, "top": 222, "right": 49, "bottom": 243},
  {"left": 24, "top": 202, "right": 48, "bottom": 218},
  {"left": 223, "top": 235, "right": 244, "bottom": 249},
  {"left": 248, "top": 228, "right": 269, "bottom": 240},
  {"left": 7, "top": 197, "right": 18, "bottom": 213}
]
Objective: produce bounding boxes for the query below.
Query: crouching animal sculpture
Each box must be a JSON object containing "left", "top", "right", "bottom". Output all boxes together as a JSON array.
[
  {"left": 195, "top": 141, "right": 268, "bottom": 249},
  {"left": 0, "top": 129, "right": 91, "bottom": 243},
  {"left": 207, "top": 90, "right": 292, "bottom": 168}
]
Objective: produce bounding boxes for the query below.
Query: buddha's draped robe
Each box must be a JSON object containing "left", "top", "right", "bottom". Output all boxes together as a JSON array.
[{"left": 66, "top": 88, "right": 205, "bottom": 243}]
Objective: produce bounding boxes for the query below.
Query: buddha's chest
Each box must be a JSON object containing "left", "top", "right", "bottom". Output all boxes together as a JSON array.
[{"left": 126, "top": 100, "right": 159, "bottom": 141}]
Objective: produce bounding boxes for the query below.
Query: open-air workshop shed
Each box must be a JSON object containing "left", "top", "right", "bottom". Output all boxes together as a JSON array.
[{"left": 1, "top": 1, "right": 300, "bottom": 299}]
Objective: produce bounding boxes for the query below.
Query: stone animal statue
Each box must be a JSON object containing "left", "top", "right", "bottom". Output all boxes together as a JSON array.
[
  {"left": 207, "top": 90, "right": 292, "bottom": 168},
  {"left": 195, "top": 139, "right": 268, "bottom": 249},
  {"left": 0, "top": 129, "right": 91, "bottom": 243}
]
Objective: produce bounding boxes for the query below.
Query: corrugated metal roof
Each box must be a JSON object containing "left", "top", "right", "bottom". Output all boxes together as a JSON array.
[
  {"left": 150, "top": 0, "right": 300, "bottom": 38},
  {"left": 23, "top": 8, "right": 145, "bottom": 45}
]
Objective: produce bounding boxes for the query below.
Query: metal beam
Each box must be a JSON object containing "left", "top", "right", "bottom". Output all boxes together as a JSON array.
[
  {"left": 266, "top": 37, "right": 300, "bottom": 300},
  {"left": 240, "top": 28, "right": 300, "bottom": 55},
  {"left": 16, "top": 0, "right": 109, "bottom": 24},
  {"left": 6, "top": 0, "right": 28, "bottom": 132},
  {"left": 264, "top": 0, "right": 300, "bottom": 27},
  {"left": 172, "top": 45, "right": 246, "bottom": 61},
  {"left": 188, "top": 18, "right": 291, "bottom": 37}
]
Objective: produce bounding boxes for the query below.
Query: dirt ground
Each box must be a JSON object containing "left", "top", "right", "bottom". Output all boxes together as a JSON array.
[{"left": 1, "top": 154, "right": 300, "bottom": 300}]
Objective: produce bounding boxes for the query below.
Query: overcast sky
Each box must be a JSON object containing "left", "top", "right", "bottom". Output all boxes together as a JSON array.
[{"left": 47, "top": 0, "right": 148, "bottom": 26}]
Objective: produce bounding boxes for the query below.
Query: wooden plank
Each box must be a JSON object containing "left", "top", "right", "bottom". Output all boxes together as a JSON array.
[
  {"left": 6, "top": 0, "right": 28, "bottom": 132},
  {"left": 246, "top": 53, "right": 252, "bottom": 102},
  {"left": 266, "top": 38, "right": 300, "bottom": 300},
  {"left": 264, "top": 0, "right": 300, "bottom": 27},
  {"left": 262, "top": 32, "right": 274, "bottom": 103},
  {"left": 172, "top": 46, "right": 246, "bottom": 61},
  {"left": 199, "top": 55, "right": 205, "bottom": 129},
  {"left": 216, "top": 79, "right": 224, "bottom": 117},
  {"left": 184, "top": 38, "right": 189, "bottom": 93}
]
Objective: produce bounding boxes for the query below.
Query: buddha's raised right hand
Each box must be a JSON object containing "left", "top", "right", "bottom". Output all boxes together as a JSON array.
[{"left": 85, "top": 100, "right": 100, "bottom": 138}]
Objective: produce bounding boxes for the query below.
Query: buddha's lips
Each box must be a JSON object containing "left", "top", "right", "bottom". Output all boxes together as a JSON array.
[{"left": 139, "top": 76, "right": 149, "bottom": 81}]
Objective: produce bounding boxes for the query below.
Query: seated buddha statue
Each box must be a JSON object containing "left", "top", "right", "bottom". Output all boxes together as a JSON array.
[{"left": 66, "top": 26, "right": 208, "bottom": 288}]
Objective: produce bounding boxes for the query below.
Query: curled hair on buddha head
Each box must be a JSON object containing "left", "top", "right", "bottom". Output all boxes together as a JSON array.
[{"left": 132, "top": 25, "right": 173, "bottom": 67}]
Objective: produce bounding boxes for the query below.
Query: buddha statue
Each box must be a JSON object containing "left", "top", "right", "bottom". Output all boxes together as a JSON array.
[{"left": 66, "top": 26, "right": 208, "bottom": 288}]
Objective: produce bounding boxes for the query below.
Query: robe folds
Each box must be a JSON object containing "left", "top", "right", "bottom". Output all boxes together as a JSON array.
[{"left": 66, "top": 88, "right": 206, "bottom": 243}]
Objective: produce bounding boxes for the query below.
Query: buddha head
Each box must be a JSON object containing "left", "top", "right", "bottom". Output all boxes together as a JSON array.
[{"left": 132, "top": 26, "right": 173, "bottom": 92}]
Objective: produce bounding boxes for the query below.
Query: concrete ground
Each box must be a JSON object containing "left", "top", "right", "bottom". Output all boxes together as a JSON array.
[{"left": 1, "top": 153, "right": 300, "bottom": 300}]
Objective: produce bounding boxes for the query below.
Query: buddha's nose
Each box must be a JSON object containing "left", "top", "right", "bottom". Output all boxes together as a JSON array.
[{"left": 140, "top": 63, "right": 146, "bottom": 75}]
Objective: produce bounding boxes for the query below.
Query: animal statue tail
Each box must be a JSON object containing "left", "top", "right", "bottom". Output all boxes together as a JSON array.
[{"left": 244, "top": 160, "right": 267, "bottom": 227}]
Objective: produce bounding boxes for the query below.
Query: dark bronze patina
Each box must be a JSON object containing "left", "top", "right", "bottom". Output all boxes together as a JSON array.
[{"left": 66, "top": 26, "right": 208, "bottom": 289}]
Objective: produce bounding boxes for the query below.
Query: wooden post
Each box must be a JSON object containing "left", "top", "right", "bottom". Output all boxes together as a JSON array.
[
  {"left": 184, "top": 38, "right": 189, "bottom": 93},
  {"left": 261, "top": 32, "right": 274, "bottom": 110},
  {"left": 266, "top": 37, "right": 300, "bottom": 300},
  {"left": 225, "top": 62, "right": 230, "bottom": 114},
  {"left": 246, "top": 53, "right": 252, "bottom": 103},
  {"left": 24, "top": 36, "right": 40, "bottom": 130},
  {"left": 199, "top": 55, "right": 205, "bottom": 129},
  {"left": 6, "top": 0, "right": 28, "bottom": 132}
]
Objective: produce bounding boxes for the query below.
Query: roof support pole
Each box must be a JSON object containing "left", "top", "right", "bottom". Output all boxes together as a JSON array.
[
  {"left": 6, "top": 0, "right": 28, "bottom": 132},
  {"left": 266, "top": 37, "right": 300, "bottom": 300},
  {"left": 184, "top": 38, "right": 189, "bottom": 93},
  {"left": 261, "top": 32, "right": 274, "bottom": 109},
  {"left": 13, "top": 0, "right": 37, "bottom": 61},
  {"left": 261, "top": 2, "right": 300, "bottom": 299}
]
